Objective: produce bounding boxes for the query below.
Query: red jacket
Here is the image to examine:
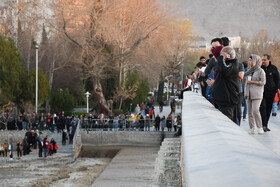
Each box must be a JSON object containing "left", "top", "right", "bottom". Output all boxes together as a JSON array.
[{"left": 274, "top": 89, "right": 280, "bottom": 103}]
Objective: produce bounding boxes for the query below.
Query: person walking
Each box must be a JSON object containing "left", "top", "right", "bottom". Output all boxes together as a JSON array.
[
  {"left": 144, "top": 114, "right": 150, "bottom": 131},
  {"left": 17, "top": 140, "right": 23, "bottom": 158},
  {"left": 62, "top": 129, "right": 68, "bottom": 145},
  {"left": 154, "top": 114, "right": 160, "bottom": 131},
  {"left": 135, "top": 104, "right": 140, "bottom": 115},
  {"left": 160, "top": 116, "right": 166, "bottom": 131},
  {"left": 43, "top": 137, "right": 49, "bottom": 157},
  {"left": 166, "top": 114, "right": 172, "bottom": 131},
  {"left": 244, "top": 55, "right": 266, "bottom": 134},
  {"left": 38, "top": 138, "right": 43, "bottom": 157},
  {"left": 260, "top": 54, "right": 279, "bottom": 131}
]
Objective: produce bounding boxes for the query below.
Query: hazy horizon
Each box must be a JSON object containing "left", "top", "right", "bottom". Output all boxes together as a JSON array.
[{"left": 165, "top": 0, "right": 280, "bottom": 41}]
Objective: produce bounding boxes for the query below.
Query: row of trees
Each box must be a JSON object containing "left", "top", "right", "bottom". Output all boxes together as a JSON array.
[
  {"left": 4, "top": 1, "right": 278, "bottom": 115},
  {"left": 2, "top": 0, "right": 196, "bottom": 115},
  {"left": 0, "top": 34, "right": 49, "bottom": 113}
]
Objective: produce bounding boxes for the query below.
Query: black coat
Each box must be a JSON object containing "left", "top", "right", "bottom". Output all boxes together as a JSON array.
[
  {"left": 155, "top": 116, "right": 161, "bottom": 125},
  {"left": 261, "top": 62, "right": 279, "bottom": 97},
  {"left": 212, "top": 56, "right": 239, "bottom": 106}
]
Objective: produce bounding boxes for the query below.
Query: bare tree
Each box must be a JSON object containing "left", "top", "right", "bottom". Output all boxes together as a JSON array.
[{"left": 51, "top": 0, "right": 173, "bottom": 114}]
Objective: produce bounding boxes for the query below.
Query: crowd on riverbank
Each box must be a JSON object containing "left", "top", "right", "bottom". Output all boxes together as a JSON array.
[
  {"left": 0, "top": 100, "right": 181, "bottom": 133},
  {"left": 0, "top": 131, "right": 61, "bottom": 160}
]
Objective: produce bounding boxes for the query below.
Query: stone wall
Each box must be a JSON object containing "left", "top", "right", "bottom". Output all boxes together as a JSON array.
[
  {"left": 80, "top": 131, "right": 174, "bottom": 147},
  {"left": 0, "top": 131, "right": 51, "bottom": 148}
]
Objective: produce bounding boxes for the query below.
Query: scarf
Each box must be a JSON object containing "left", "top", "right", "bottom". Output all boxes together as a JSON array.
[
  {"left": 244, "top": 54, "right": 262, "bottom": 98},
  {"left": 244, "top": 54, "right": 262, "bottom": 77},
  {"left": 211, "top": 46, "right": 224, "bottom": 59}
]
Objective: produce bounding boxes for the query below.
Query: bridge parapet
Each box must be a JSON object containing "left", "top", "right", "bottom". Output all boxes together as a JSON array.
[{"left": 181, "top": 92, "right": 280, "bottom": 187}]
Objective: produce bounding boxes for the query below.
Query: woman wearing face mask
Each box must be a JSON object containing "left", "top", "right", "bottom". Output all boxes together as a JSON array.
[{"left": 244, "top": 55, "right": 266, "bottom": 134}]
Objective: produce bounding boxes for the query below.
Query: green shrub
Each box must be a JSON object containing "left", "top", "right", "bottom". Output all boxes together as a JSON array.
[
  {"left": 50, "top": 89, "right": 75, "bottom": 113},
  {"left": 73, "top": 112, "right": 88, "bottom": 117},
  {"left": 113, "top": 109, "right": 123, "bottom": 116}
]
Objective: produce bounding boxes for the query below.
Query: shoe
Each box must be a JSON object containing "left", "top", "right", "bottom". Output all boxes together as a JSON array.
[
  {"left": 258, "top": 128, "right": 264, "bottom": 134},
  {"left": 272, "top": 113, "right": 276, "bottom": 116},
  {"left": 243, "top": 116, "right": 247, "bottom": 121},
  {"left": 248, "top": 128, "right": 255, "bottom": 134},
  {"left": 267, "top": 128, "right": 271, "bottom": 131},
  {"left": 263, "top": 127, "right": 268, "bottom": 132}
]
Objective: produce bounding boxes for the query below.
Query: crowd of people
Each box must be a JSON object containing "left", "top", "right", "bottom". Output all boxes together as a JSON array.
[
  {"left": 181, "top": 37, "right": 279, "bottom": 134},
  {"left": 0, "top": 131, "right": 60, "bottom": 160},
  {"left": 0, "top": 101, "right": 181, "bottom": 132},
  {"left": 82, "top": 101, "right": 181, "bottom": 134},
  {"left": 0, "top": 100, "right": 182, "bottom": 160}
]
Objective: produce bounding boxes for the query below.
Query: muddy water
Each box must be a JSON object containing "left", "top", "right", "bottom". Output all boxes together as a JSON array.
[{"left": 0, "top": 153, "right": 111, "bottom": 187}]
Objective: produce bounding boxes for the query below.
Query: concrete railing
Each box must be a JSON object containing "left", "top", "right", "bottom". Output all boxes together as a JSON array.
[{"left": 181, "top": 92, "right": 280, "bottom": 187}]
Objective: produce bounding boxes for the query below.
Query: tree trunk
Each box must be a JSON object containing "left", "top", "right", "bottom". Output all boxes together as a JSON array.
[
  {"left": 45, "top": 59, "right": 55, "bottom": 112},
  {"left": 26, "top": 38, "right": 32, "bottom": 74},
  {"left": 93, "top": 76, "right": 112, "bottom": 115},
  {"left": 27, "top": 26, "right": 34, "bottom": 74},
  {"left": 119, "top": 96, "right": 123, "bottom": 110}
]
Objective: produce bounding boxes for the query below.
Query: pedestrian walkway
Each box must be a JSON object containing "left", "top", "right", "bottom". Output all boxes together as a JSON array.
[
  {"left": 240, "top": 109, "right": 280, "bottom": 157},
  {"left": 91, "top": 146, "right": 159, "bottom": 187},
  {"left": 154, "top": 105, "right": 182, "bottom": 119},
  {"left": 50, "top": 132, "right": 74, "bottom": 155}
]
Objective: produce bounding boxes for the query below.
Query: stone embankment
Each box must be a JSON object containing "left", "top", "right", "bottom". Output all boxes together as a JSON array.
[{"left": 154, "top": 137, "right": 181, "bottom": 187}]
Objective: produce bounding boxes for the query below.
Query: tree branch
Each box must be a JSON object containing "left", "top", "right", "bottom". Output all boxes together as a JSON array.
[
  {"left": 61, "top": 10, "right": 82, "bottom": 48},
  {"left": 97, "top": 24, "right": 161, "bottom": 75}
]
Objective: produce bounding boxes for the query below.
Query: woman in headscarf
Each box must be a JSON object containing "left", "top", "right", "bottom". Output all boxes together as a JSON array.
[{"left": 244, "top": 55, "right": 266, "bottom": 134}]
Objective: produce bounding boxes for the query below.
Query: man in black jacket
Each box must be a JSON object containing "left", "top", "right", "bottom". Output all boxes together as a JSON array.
[
  {"left": 154, "top": 114, "right": 161, "bottom": 131},
  {"left": 211, "top": 46, "right": 239, "bottom": 123},
  {"left": 260, "top": 54, "right": 279, "bottom": 132}
]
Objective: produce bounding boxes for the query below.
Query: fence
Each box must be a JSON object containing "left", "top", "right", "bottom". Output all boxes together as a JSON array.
[
  {"left": 0, "top": 117, "right": 180, "bottom": 132},
  {"left": 79, "top": 118, "right": 178, "bottom": 132}
]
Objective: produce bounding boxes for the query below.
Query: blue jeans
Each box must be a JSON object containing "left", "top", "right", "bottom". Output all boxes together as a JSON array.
[
  {"left": 44, "top": 148, "right": 48, "bottom": 157},
  {"left": 22, "top": 121, "right": 27, "bottom": 130},
  {"left": 272, "top": 102, "right": 278, "bottom": 114},
  {"left": 242, "top": 97, "right": 247, "bottom": 117},
  {"left": 51, "top": 124, "right": 55, "bottom": 132}
]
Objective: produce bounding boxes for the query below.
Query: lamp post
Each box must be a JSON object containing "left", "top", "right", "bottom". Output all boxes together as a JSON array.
[
  {"left": 35, "top": 44, "right": 39, "bottom": 114},
  {"left": 165, "top": 75, "right": 173, "bottom": 104},
  {"left": 85, "top": 91, "right": 91, "bottom": 113}
]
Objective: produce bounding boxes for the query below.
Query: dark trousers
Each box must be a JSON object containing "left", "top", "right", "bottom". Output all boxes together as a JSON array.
[
  {"left": 39, "top": 149, "right": 42, "bottom": 157},
  {"left": 217, "top": 104, "right": 236, "bottom": 123},
  {"left": 17, "top": 149, "right": 22, "bottom": 157},
  {"left": 155, "top": 124, "right": 160, "bottom": 131},
  {"left": 233, "top": 93, "right": 243, "bottom": 126},
  {"left": 260, "top": 95, "right": 275, "bottom": 128}
]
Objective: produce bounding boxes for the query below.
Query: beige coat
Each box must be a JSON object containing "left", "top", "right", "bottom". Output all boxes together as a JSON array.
[{"left": 245, "top": 68, "right": 266, "bottom": 100}]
